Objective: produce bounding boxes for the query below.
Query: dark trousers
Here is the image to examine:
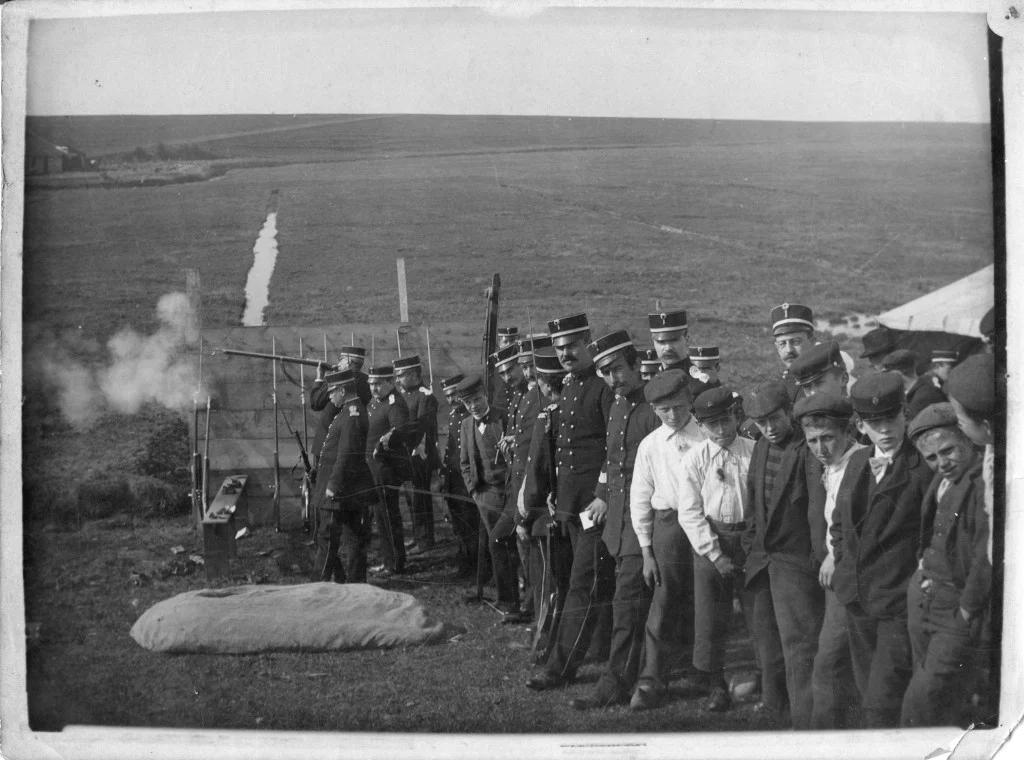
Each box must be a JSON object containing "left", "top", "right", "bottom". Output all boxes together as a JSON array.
[
  {"left": 370, "top": 467, "right": 406, "bottom": 573},
  {"left": 316, "top": 505, "right": 370, "bottom": 583},
  {"left": 811, "top": 589, "right": 859, "bottom": 729},
  {"left": 768, "top": 561, "right": 825, "bottom": 729},
  {"left": 845, "top": 600, "right": 913, "bottom": 728},
  {"left": 637, "top": 510, "right": 695, "bottom": 694},
  {"left": 537, "top": 524, "right": 575, "bottom": 636},
  {"left": 446, "top": 482, "right": 481, "bottom": 575},
  {"left": 593, "top": 554, "right": 652, "bottom": 704},
  {"left": 406, "top": 458, "right": 436, "bottom": 546},
  {"left": 747, "top": 571, "right": 788, "bottom": 710},
  {"left": 545, "top": 521, "right": 617, "bottom": 680},
  {"left": 475, "top": 488, "right": 520, "bottom": 608},
  {"left": 901, "top": 570, "right": 984, "bottom": 727}
]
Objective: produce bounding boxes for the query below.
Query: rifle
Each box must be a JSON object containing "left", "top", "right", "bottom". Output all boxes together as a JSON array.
[
  {"left": 539, "top": 407, "right": 566, "bottom": 664},
  {"left": 213, "top": 347, "right": 331, "bottom": 370},
  {"left": 474, "top": 273, "right": 501, "bottom": 603},
  {"left": 294, "top": 430, "right": 316, "bottom": 534}
]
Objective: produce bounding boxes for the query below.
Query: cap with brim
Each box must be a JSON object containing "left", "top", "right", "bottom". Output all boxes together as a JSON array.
[
  {"left": 980, "top": 307, "right": 995, "bottom": 340},
  {"left": 517, "top": 334, "right": 552, "bottom": 362},
  {"left": 881, "top": 349, "right": 919, "bottom": 374},
  {"left": 547, "top": 313, "right": 590, "bottom": 347},
  {"left": 689, "top": 345, "right": 720, "bottom": 364},
  {"left": 455, "top": 374, "right": 485, "bottom": 399},
  {"left": 534, "top": 348, "right": 567, "bottom": 376},
  {"left": 441, "top": 374, "right": 465, "bottom": 391},
  {"left": 648, "top": 310, "right": 687, "bottom": 337},
  {"left": 861, "top": 326, "right": 896, "bottom": 360},
  {"left": 931, "top": 349, "right": 958, "bottom": 364},
  {"left": 325, "top": 369, "right": 356, "bottom": 389},
  {"left": 491, "top": 344, "right": 519, "bottom": 370},
  {"left": 789, "top": 341, "right": 844, "bottom": 386},
  {"left": 907, "top": 402, "right": 959, "bottom": 441},
  {"left": 587, "top": 329, "right": 633, "bottom": 369},
  {"left": 693, "top": 387, "right": 739, "bottom": 423},
  {"left": 644, "top": 369, "right": 690, "bottom": 405},
  {"left": 850, "top": 371, "right": 905, "bottom": 420},
  {"left": 945, "top": 353, "right": 995, "bottom": 417},
  {"left": 393, "top": 355, "right": 421, "bottom": 373},
  {"left": 367, "top": 365, "right": 395, "bottom": 380},
  {"left": 497, "top": 326, "right": 519, "bottom": 338},
  {"left": 339, "top": 346, "right": 366, "bottom": 359},
  {"left": 794, "top": 392, "right": 853, "bottom": 422},
  {"left": 640, "top": 348, "right": 661, "bottom": 371},
  {"left": 744, "top": 382, "right": 791, "bottom": 419},
  {"left": 771, "top": 303, "right": 814, "bottom": 336}
]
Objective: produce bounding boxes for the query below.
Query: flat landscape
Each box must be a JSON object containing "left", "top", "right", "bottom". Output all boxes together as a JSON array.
[{"left": 20, "top": 114, "right": 995, "bottom": 733}]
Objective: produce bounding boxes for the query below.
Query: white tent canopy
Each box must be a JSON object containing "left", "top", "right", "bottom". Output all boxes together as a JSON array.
[{"left": 877, "top": 265, "right": 994, "bottom": 338}]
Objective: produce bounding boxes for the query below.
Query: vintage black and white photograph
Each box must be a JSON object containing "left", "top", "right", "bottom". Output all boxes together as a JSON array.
[{"left": 1, "top": 1, "right": 1017, "bottom": 757}]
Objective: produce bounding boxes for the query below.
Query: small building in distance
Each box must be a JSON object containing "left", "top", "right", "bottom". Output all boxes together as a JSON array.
[{"left": 25, "top": 132, "right": 94, "bottom": 174}]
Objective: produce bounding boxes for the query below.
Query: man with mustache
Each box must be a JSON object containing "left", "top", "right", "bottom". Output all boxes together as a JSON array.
[
  {"left": 394, "top": 354, "right": 439, "bottom": 556},
  {"left": 525, "top": 312, "right": 615, "bottom": 691},
  {"left": 900, "top": 403, "right": 990, "bottom": 727},
  {"left": 648, "top": 309, "right": 694, "bottom": 375},
  {"left": 769, "top": 303, "right": 815, "bottom": 403},
  {"left": 566, "top": 330, "right": 660, "bottom": 710},
  {"left": 829, "top": 372, "right": 932, "bottom": 727}
]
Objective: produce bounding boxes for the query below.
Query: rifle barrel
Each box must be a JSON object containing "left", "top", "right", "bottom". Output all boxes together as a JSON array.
[{"left": 216, "top": 347, "right": 327, "bottom": 369}]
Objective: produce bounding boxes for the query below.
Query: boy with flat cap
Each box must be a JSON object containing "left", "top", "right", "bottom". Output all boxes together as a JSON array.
[
  {"left": 365, "top": 365, "right": 413, "bottom": 577},
  {"left": 881, "top": 349, "right": 946, "bottom": 421},
  {"left": 525, "top": 313, "right": 615, "bottom": 690},
  {"left": 900, "top": 403, "right": 990, "bottom": 727},
  {"left": 312, "top": 369, "right": 376, "bottom": 583},
  {"left": 794, "top": 392, "right": 864, "bottom": 729},
  {"left": 440, "top": 374, "right": 483, "bottom": 580},
  {"left": 679, "top": 386, "right": 763, "bottom": 713},
  {"left": 394, "top": 355, "right": 439, "bottom": 555},
  {"left": 629, "top": 369, "right": 705, "bottom": 710},
  {"left": 770, "top": 302, "right": 815, "bottom": 402},
  {"left": 458, "top": 374, "right": 525, "bottom": 623},
  {"left": 742, "top": 381, "right": 814, "bottom": 723},
  {"left": 829, "top": 371, "right": 932, "bottom": 727},
  {"left": 564, "top": 330, "right": 661, "bottom": 710}
]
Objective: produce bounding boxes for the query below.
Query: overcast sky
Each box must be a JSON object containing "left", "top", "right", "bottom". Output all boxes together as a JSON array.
[{"left": 26, "top": 6, "right": 990, "bottom": 121}]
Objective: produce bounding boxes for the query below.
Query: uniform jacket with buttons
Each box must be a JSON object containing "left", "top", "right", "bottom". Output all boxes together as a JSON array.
[
  {"left": 400, "top": 382, "right": 440, "bottom": 470},
  {"left": 554, "top": 364, "right": 615, "bottom": 522},
  {"left": 441, "top": 402, "right": 470, "bottom": 495},
  {"left": 593, "top": 385, "right": 660, "bottom": 558},
  {"left": 743, "top": 428, "right": 817, "bottom": 585},
  {"left": 830, "top": 438, "right": 932, "bottom": 619},
  {"left": 506, "top": 383, "right": 542, "bottom": 520},
  {"left": 311, "top": 370, "right": 372, "bottom": 410},
  {"left": 522, "top": 404, "right": 559, "bottom": 538},
  {"left": 366, "top": 390, "right": 413, "bottom": 481},
  {"left": 918, "top": 462, "right": 990, "bottom": 618},
  {"left": 312, "top": 395, "right": 375, "bottom": 512}
]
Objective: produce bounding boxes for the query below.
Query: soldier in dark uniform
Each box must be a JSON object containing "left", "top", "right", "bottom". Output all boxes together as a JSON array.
[
  {"left": 520, "top": 349, "right": 572, "bottom": 645},
  {"left": 881, "top": 349, "right": 946, "bottom": 421},
  {"left": 770, "top": 303, "right": 815, "bottom": 403},
  {"left": 394, "top": 354, "right": 439, "bottom": 555},
  {"left": 860, "top": 326, "right": 898, "bottom": 370},
  {"left": 365, "top": 365, "right": 412, "bottom": 577},
  {"left": 312, "top": 369, "right": 376, "bottom": 583},
  {"left": 688, "top": 345, "right": 721, "bottom": 386},
  {"left": 311, "top": 346, "right": 372, "bottom": 410},
  {"left": 458, "top": 374, "right": 526, "bottom": 622},
  {"left": 440, "top": 374, "right": 482, "bottom": 579},
  {"left": 494, "top": 343, "right": 541, "bottom": 619},
  {"left": 525, "top": 312, "right": 615, "bottom": 691},
  {"left": 830, "top": 372, "right": 933, "bottom": 727},
  {"left": 517, "top": 333, "right": 552, "bottom": 388},
  {"left": 492, "top": 325, "right": 519, "bottom": 412},
  {"left": 639, "top": 347, "right": 661, "bottom": 382},
  {"left": 927, "top": 349, "right": 958, "bottom": 390},
  {"left": 649, "top": 309, "right": 694, "bottom": 376},
  {"left": 565, "top": 331, "right": 661, "bottom": 710}
]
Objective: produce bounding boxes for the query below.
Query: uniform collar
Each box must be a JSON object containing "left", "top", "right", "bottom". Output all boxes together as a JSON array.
[{"left": 570, "top": 363, "right": 597, "bottom": 381}]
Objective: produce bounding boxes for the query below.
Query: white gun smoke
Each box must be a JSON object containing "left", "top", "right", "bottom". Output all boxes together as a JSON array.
[{"left": 39, "top": 292, "right": 203, "bottom": 426}]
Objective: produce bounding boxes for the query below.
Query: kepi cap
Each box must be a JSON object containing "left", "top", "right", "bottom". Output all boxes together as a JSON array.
[
  {"left": 648, "top": 309, "right": 688, "bottom": 336},
  {"left": 339, "top": 345, "right": 366, "bottom": 359},
  {"left": 907, "top": 402, "right": 959, "bottom": 441},
  {"left": 639, "top": 348, "right": 661, "bottom": 371},
  {"left": 850, "top": 371, "right": 905, "bottom": 420},
  {"left": 534, "top": 347, "right": 568, "bottom": 376},
  {"left": 689, "top": 345, "right": 720, "bottom": 364},
  {"left": 693, "top": 386, "right": 739, "bottom": 423},
  {"left": 587, "top": 329, "right": 633, "bottom": 369},
  {"left": 517, "top": 334, "right": 552, "bottom": 362},
  {"left": 325, "top": 368, "right": 356, "bottom": 389},
  {"left": 744, "top": 382, "right": 791, "bottom": 419},
  {"left": 367, "top": 365, "right": 395, "bottom": 380},
  {"left": 931, "top": 349, "right": 958, "bottom": 365},
  {"left": 789, "top": 341, "right": 844, "bottom": 386},
  {"left": 771, "top": 303, "right": 814, "bottom": 336},
  {"left": 497, "top": 326, "right": 519, "bottom": 339},
  {"left": 392, "top": 355, "right": 422, "bottom": 373},
  {"left": 491, "top": 344, "right": 519, "bottom": 370},
  {"left": 441, "top": 374, "right": 465, "bottom": 391},
  {"left": 547, "top": 313, "right": 590, "bottom": 347}
]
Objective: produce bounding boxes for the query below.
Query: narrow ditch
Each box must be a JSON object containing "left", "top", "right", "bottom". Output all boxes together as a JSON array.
[{"left": 242, "top": 191, "right": 280, "bottom": 326}]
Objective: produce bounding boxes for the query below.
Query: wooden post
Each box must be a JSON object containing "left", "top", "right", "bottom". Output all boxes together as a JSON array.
[{"left": 397, "top": 258, "right": 410, "bottom": 323}]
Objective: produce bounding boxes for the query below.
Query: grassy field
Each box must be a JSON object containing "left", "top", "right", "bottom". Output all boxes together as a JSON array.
[{"left": 19, "top": 114, "right": 995, "bottom": 732}]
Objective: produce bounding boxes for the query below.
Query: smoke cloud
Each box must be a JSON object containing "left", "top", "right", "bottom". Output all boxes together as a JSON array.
[{"left": 35, "top": 292, "right": 204, "bottom": 426}]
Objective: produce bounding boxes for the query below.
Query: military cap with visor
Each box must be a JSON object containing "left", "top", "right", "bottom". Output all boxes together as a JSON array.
[
  {"left": 497, "top": 326, "right": 520, "bottom": 339},
  {"left": 648, "top": 309, "right": 688, "bottom": 336},
  {"left": 849, "top": 371, "right": 905, "bottom": 420},
  {"left": 534, "top": 347, "right": 568, "bottom": 376},
  {"left": 339, "top": 345, "right": 366, "bottom": 359},
  {"left": 547, "top": 313, "right": 590, "bottom": 347},
  {"left": 367, "top": 365, "right": 395, "bottom": 380},
  {"left": 491, "top": 344, "right": 519, "bottom": 371},
  {"left": 325, "top": 368, "right": 356, "bottom": 389},
  {"left": 392, "top": 355, "right": 422, "bottom": 373},
  {"left": 931, "top": 349, "right": 958, "bottom": 365},
  {"left": 587, "top": 329, "right": 634, "bottom": 369},
  {"left": 689, "top": 345, "right": 720, "bottom": 364},
  {"left": 771, "top": 303, "right": 814, "bottom": 336},
  {"left": 788, "top": 340, "right": 844, "bottom": 386},
  {"left": 517, "top": 334, "right": 552, "bottom": 363},
  {"left": 441, "top": 373, "right": 465, "bottom": 391}
]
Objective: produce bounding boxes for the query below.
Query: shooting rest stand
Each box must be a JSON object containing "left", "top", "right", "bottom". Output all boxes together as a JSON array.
[{"left": 202, "top": 475, "right": 247, "bottom": 578}]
